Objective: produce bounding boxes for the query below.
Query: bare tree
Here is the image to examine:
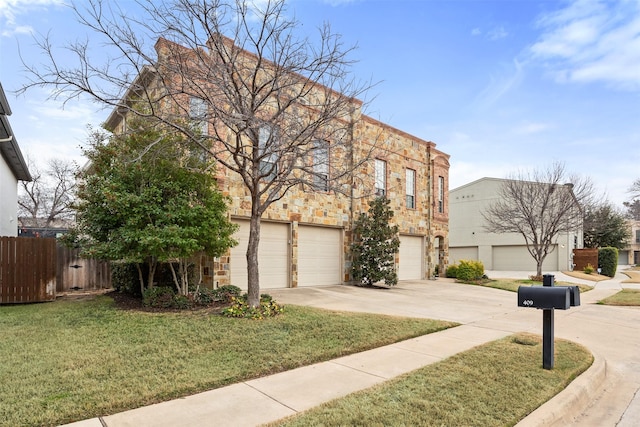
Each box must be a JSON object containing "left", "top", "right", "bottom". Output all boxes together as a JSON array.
[
  {"left": 629, "top": 178, "right": 640, "bottom": 199},
  {"left": 20, "top": 0, "right": 376, "bottom": 306},
  {"left": 483, "top": 162, "right": 594, "bottom": 277},
  {"left": 18, "top": 157, "right": 77, "bottom": 227}
]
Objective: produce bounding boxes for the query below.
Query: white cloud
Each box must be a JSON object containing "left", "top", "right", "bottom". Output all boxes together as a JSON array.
[
  {"left": 514, "top": 121, "right": 553, "bottom": 135},
  {"left": 474, "top": 58, "right": 524, "bottom": 108},
  {"left": 488, "top": 26, "right": 508, "bottom": 40},
  {"left": 470, "top": 26, "right": 508, "bottom": 40},
  {"left": 528, "top": 0, "right": 640, "bottom": 91},
  {"left": 0, "top": 0, "right": 65, "bottom": 37}
]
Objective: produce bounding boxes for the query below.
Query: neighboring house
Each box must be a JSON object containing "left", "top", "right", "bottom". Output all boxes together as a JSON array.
[
  {"left": 18, "top": 217, "right": 73, "bottom": 239},
  {"left": 0, "top": 82, "right": 32, "bottom": 237},
  {"left": 104, "top": 37, "right": 450, "bottom": 290},
  {"left": 449, "top": 177, "right": 582, "bottom": 272},
  {"left": 618, "top": 220, "right": 640, "bottom": 266}
]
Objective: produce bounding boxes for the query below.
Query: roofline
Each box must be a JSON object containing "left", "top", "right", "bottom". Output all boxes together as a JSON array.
[
  {"left": 0, "top": 83, "right": 31, "bottom": 181},
  {"left": 0, "top": 82, "right": 11, "bottom": 116},
  {"left": 104, "top": 65, "right": 157, "bottom": 131}
]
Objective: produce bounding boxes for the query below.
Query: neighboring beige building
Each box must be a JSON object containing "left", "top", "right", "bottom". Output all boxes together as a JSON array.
[
  {"left": 619, "top": 220, "right": 640, "bottom": 266},
  {"left": 449, "top": 178, "right": 582, "bottom": 272},
  {"left": 0, "top": 82, "right": 31, "bottom": 237},
  {"left": 105, "top": 37, "right": 450, "bottom": 290}
]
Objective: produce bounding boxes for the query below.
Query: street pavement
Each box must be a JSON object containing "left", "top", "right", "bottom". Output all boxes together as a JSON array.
[{"left": 61, "top": 269, "right": 640, "bottom": 427}]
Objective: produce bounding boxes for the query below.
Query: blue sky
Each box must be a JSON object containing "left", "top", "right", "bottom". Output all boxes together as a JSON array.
[{"left": 1, "top": 0, "right": 639, "bottom": 207}]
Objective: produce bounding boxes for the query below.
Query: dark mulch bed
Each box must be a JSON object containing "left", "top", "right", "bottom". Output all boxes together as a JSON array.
[{"left": 60, "top": 290, "right": 227, "bottom": 314}]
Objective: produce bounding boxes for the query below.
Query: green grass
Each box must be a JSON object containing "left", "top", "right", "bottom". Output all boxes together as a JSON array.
[
  {"left": 271, "top": 333, "right": 593, "bottom": 427},
  {"left": 0, "top": 296, "right": 456, "bottom": 427},
  {"left": 599, "top": 289, "right": 640, "bottom": 306}
]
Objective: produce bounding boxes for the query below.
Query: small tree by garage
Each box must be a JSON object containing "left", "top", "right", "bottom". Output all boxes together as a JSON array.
[
  {"left": 74, "top": 120, "right": 237, "bottom": 296},
  {"left": 351, "top": 197, "right": 400, "bottom": 287}
]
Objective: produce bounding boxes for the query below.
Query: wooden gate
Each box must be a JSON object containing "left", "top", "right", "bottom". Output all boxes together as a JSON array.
[
  {"left": 0, "top": 237, "right": 56, "bottom": 303},
  {"left": 56, "top": 245, "right": 111, "bottom": 292}
]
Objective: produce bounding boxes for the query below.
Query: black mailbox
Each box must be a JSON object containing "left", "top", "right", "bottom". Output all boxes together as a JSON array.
[
  {"left": 518, "top": 286, "right": 570, "bottom": 310},
  {"left": 563, "top": 285, "right": 581, "bottom": 307}
]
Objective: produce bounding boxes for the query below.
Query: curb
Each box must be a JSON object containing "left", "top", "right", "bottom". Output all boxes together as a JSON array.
[{"left": 516, "top": 350, "right": 607, "bottom": 426}]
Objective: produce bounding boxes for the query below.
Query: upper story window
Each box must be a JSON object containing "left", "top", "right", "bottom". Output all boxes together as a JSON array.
[
  {"left": 406, "top": 168, "right": 416, "bottom": 209},
  {"left": 438, "top": 176, "right": 445, "bottom": 213},
  {"left": 636, "top": 229, "right": 640, "bottom": 243},
  {"left": 258, "top": 126, "right": 277, "bottom": 181},
  {"left": 375, "top": 159, "right": 386, "bottom": 197},
  {"left": 189, "top": 97, "right": 208, "bottom": 135},
  {"left": 312, "top": 140, "right": 329, "bottom": 192}
]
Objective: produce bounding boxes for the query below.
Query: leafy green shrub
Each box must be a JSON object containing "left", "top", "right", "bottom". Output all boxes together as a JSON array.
[
  {"left": 111, "top": 263, "right": 141, "bottom": 296},
  {"left": 598, "top": 247, "right": 618, "bottom": 277},
  {"left": 583, "top": 263, "right": 595, "bottom": 275},
  {"left": 192, "top": 287, "right": 215, "bottom": 305},
  {"left": 214, "top": 285, "right": 242, "bottom": 303},
  {"left": 143, "top": 286, "right": 176, "bottom": 308},
  {"left": 173, "top": 294, "right": 192, "bottom": 309},
  {"left": 221, "top": 293, "right": 284, "bottom": 319},
  {"left": 455, "top": 260, "right": 485, "bottom": 281},
  {"left": 446, "top": 264, "right": 458, "bottom": 278},
  {"left": 351, "top": 197, "right": 400, "bottom": 286}
]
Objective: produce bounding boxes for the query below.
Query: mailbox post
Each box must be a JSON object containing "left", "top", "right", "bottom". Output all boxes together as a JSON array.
[
  {"left": 517, "top": 274, "right": 580, "bottom": 370},
  {"left": 542, "top": 274, "right": 555, "bottom": 370}
]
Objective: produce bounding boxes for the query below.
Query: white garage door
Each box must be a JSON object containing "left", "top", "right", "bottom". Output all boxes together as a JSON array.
[
  {"left": 618, "top": 250, "right": 629, "bottom": 265},
  {"left": 492, "top": 245, "right": 558, "bottom": 271},
  {"left": 298, "top": 225, "right": 342, "bottom": 286},
  {"left": 230, "top": 220, "right": 289, "bottom": 290},
  {"left": 399, "top": 235, "right": 424, "bottom": 280},
  {"left": 449, "top": 247, "right": 479, "bottom": 265}
]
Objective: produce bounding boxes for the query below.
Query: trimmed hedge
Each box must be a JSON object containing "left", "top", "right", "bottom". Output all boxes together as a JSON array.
[
  {"left": 598, "top": 247, "right": 618, "bottom": 277},
  {"left": 446, "top": 260, "right": 485, "bottom": 281}
]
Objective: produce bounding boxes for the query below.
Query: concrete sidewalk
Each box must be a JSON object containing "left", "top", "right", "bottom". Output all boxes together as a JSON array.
[{"left": 61, "top": 271, "right": 640, "bottom": 427}]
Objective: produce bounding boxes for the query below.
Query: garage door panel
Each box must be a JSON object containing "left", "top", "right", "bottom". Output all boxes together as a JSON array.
[
  {"left": 449, "top": 247, "right": 479, "bottom": 265},
  {"left": 492, "top": 245, "right": 558, "bottom": 271},
  {"left": 298, "top": 226, "right": 342, "bottom": 286},
  {"left": 618, "top": 250, "right": 629, "bottom": 265},
  {"left": 230, "top": 220, "right": 289, "bottom": 290},
  {"left": 399, "top": 235, "right": 423, "bottom": 280}
]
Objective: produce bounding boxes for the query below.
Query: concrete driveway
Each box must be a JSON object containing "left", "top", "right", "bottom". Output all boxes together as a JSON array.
[{"left": 268, "top": 270, "right": 640, "bottom": 426}]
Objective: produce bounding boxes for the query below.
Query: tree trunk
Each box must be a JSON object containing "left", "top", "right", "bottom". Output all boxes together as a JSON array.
[
  {"left": 147, "top": 257, "right": 157, "bottom": 290},
  {"left": 136, "top": 264, "right": 145, "bottom": 295},
  {"left": 536, "top": 262, "right": 543, "bottom": 278},
  {"left": 168, "top": 262, "right": 181, "bottom": 294},
  {"left": 246, "top": 214, "right": 261, "bottom": 308}
]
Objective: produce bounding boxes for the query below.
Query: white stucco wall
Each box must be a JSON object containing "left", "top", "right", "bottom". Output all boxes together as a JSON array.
[
  {"left": 449, "top": 178, "right": 582, "bottom": 271},
  {"left": 0, "top": 156, "right": 18, "bottom": 236}
]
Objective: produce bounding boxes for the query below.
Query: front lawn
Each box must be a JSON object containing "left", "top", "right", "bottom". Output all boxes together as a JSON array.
[
  {"left": 272, "top": 333, "right": 593, "bottom": 427},
  {"left": 0, "top": 295, "right": 455, "bottom": 427},
  {"left": 599, "top": 289, "right": 640, "bottom": 306},
  {"left": 460, "top": 278, "right": 592, "bottom": 293}
]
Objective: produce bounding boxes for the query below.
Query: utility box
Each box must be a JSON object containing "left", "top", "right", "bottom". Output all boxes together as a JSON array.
[{"left": 518, "top": 286, "right": 571, "bottom": 310}]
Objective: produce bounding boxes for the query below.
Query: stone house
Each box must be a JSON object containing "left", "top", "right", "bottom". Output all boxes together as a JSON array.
[
  {"left": 0, "top": 82, "right": 32, "bottom": 237},
  {"left": 449, "top": 177, "right": 583, "bottom": 272},
  {"left": 105, "top": 37, "right": 449, "bottom": 290},
  {"left": 619, "top": 220, "right": 640, "bottom": 266}
]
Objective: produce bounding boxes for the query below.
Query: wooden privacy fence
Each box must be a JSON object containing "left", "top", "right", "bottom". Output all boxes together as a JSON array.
[
  {"left": 573, "top": 248, "right": 598, "bottom": 271},
  {"left": 57, "top": 245, "right": 111, "bottom": 292},
  {"left": 1, "top": 237, "right": 112, "bottom": 304},
  {"left": 0, "top": 237, "right": 56, "bottom": 303}
]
